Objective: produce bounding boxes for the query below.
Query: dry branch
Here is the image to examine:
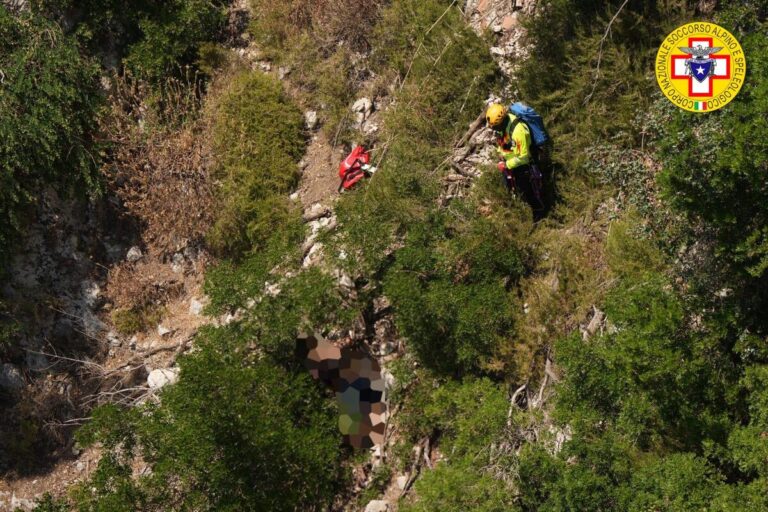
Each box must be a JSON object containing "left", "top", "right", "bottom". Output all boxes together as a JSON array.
[
  {"left": 455, "top": 111, "right": 486, "bottom": 149},
  {"left": 584, "top": 0, "right": 630, "bottom": 105}
]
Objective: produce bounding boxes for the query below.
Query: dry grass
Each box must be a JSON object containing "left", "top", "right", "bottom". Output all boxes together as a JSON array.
[
  {"left": 99, "top": 72, "right": 216, "bottom": 257},
  {"left": 249, "top": 0, "right": 382, "bottom": 53}
]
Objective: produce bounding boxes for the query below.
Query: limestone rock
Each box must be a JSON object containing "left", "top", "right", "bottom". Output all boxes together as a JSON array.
[
  {"left": 126, "top": 246, "right": 143, "bottom": 263},
  {"left": 305, "top": 110, "right": 319, "bottom": 130},
  {"left": 147, "top": 368, "right": 180, "bottom": 390},
  {"left": 189, "top": 297, "right": 207, "bottom": 316},
  {"left": 352, "top": 97, "right": 373, "bottom": 125},
  {"left": 373, "top": 296, "right": 392, "bottom": 315},
  {"left": 171, "top": 252, "right": 185, "bottom": 273},
  {"left": 352, "top": 97, "right": 373, "bottom": 114},
  {"left": 107, "top": 331, "right": 122, "bottom": 347},
  {"left": 338, "top": 273, "right": 355, "bottom": 289},
  {"left": 365, "top": 499, "right": 389, "bottom": 512}
]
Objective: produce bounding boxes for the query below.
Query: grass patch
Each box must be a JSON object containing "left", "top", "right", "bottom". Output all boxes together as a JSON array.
[
  {"left": 205, "top": 70, "right": 305, "bottom": 258},
  {"left": 111, "top": 306, "right": 165, "bottom": 336}
]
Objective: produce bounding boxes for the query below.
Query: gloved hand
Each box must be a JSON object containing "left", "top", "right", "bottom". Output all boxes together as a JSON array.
[{"left": 497, "top": 161, "right": 507, "bottom": 172}]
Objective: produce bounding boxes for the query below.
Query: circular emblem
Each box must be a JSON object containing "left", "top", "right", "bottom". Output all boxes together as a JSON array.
[{"left": 655, "top": 22, "right": 746, "bottom": 112}]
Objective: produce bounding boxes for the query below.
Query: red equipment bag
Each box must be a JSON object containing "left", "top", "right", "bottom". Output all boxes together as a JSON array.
[{"left": 338, "top": 146, "right": 371, "bottom": 191}]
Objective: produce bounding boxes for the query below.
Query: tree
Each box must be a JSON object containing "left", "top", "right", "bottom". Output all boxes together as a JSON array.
[{"left": 0, "top": 7, "right": 102, "bottom": 265}]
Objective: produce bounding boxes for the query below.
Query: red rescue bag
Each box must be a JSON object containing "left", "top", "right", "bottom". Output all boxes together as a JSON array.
[{"left": 338, "top": 146, "right": 371, "bottom": 191}]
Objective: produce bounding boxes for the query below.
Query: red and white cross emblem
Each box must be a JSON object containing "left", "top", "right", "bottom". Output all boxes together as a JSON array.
[{"left": 671, "top": 37, "right": 730, "bottom": 97}]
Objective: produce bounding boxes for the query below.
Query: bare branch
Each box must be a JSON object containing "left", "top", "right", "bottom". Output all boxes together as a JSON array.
[{"left": 583, "top": 0, "right": 630, "bottom": 105}]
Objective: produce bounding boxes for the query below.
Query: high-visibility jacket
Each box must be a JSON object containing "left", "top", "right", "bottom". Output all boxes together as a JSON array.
[{"left": 495, "top": 114, "right": 532, "bottom": 170}]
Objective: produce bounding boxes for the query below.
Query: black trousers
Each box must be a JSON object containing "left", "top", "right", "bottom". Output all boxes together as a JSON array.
[{"left": 503, "top": 164, "right": 545, "bottom": 217}]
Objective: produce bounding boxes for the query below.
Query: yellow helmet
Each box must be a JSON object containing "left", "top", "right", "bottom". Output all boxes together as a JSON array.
[{"left": 486, "top": 103, "right": 508, "bottom": 129}]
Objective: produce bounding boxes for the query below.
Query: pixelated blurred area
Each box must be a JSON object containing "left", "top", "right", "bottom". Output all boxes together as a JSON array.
[{"left": 299, "top": 334, "right": 387, "bottom": 449}]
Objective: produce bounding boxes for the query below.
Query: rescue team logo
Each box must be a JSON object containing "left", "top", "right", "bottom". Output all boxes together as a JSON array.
[{"left": 655, "top": 22, "right": 746, "bottom": 112}]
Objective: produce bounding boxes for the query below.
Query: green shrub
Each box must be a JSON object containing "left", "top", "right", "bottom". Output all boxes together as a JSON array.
[
  {"left": 400, "top": 458, "right": 515, "bottom": 512},
  {"left": 655, "top": 32, "right": 768, "bottom": 282},
  {"left": 206, "top": 70, "right": 305, "bottom": 258},
  {"left": 398, "top": 377, "right": 516, "bottom": 511},
  {"left": 32, "top": 0, "right": 227, "bottom": 82},
  {"left": 73, "top": 325, "right": 345, "bottom": 510},
  {"left": 384, "top": 213, "right": 523, "bottom": 375},
  {"left": 110, "top": 306, "right": 164, "bottom": 336},
  {"left": 0, "top": 7, "right": 102, "bottom": 265}
]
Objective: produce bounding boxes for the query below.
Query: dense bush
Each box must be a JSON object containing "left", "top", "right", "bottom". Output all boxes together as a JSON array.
[
  {"left": 32, "top": 0, "right": 228, "bottom": 82},
  {"left": 398, "top": 378, "right": 516, "bottom": 512},
  {"left": 654, "top": 31, "right": 768, "bottom": 327},
  {"left": 206, "top": 70, "right": 305, "bottom": 257},
  {"left": 70, "top": 325, "right": 345, "bottom": 510},
  {"left": 384, "top": 213, "right": 523, "bottom": 375},
  {"left": 0, "top": 7, "right": 101, "bottom": 265}
]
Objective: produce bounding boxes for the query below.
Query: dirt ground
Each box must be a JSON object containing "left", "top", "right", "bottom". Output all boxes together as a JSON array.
[{"left": 297, "top": 129, "right": 347, "bottom": 210}]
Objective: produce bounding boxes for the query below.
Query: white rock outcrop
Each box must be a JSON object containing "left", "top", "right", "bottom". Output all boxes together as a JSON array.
[{"left": 147, "top": 368, "right": 180, "bottom": 390}]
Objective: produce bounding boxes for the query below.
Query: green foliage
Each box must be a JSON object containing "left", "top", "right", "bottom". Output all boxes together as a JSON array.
[
  {"left": 32, "top": 0, "right": 227, "bottom": 82},
  {"left": 31, "top": 494, "right": 70, "bottom": 512},
  {"left": 518, "top": 0, "right": 691, "bottom": 160},
  {"left": 622, "top": 454, "right": 724, "bottom": 511},
  {"left": 358, "top": 464, "right": 392, "bottom": 505},
  {"left": 73, "top": 326, "right": 345, "bottom": 511},
  {"left": 207, "top": 70, "right": 305, "bottom": 258},
  {"left": 556, "top": 275, "right": 735, "bottom": 450},
  {"left": 400, "top": 458, "right": 515, "bottom": 512},
  {"left": 124, "top": 0, "right": 226, "bottom": 81},
  {"left": 110, "top": 306, "right": 164, "bottom": 336},
  {"left": 207, "top": 264, "right": 346, "bottom": 359},
  {"left": 605, "top": 214, "right": 666, "bottom": 279},
  {"left": 384, "top": 213, "right": 523, "bottom": 375},
  {"left": 656, "top": 32, "right": 768, "bottom": 283},
  {"left": 0, "top": 7, "right": 101, "bottom": 265},
  {"left": 398, "top": 377, "right": 516, "bottom": 511},
  {"left": 247, "top": 0, "right": 379, "bottom": 138}
]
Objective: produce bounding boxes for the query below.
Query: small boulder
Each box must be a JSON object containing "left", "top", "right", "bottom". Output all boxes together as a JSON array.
[
  {"left": 338, "top": 273, "right": 355, "bottom": 289},
  {"left": 157, "top": 324, "right": 173, "bottom": 337},
  {"left": 189, "top": 298, "right": 206, "bottom": 316},
  {"left": 147, "top": 368, "right": 180, "bottom": 390},
  {"left": 396, "top": 474, "right": 409, "bottom": 490},
  {"left": 502, "top": 13, "right": 519, "bottom": 31},
  {"left": 11, "top": 494, "right": 36, "bottom": 511},
  {"left": 365, "top": 500, "right": 389, "bottom": 512},
  {"left": 278, "top": 66, "right": 291, "bottom": 80},
  {"left": 171, "top": 252, "right": 185, "bottom": 273},
  {"left": 352, "top": 97, "right": 373, "bottom": 114},
  {"left": 305, "top": 110, "right": 319, "bottom": 130},
  {"left": 126, "top": 246, "right": 143, "bottom": 263},
  {"left": 352, "top": 97, "right": 373, "bottom": 125},
  {"left": 490, "top": 46, "right": 506, "bottom": 57},
  {"left": 107, "top": 331, "right": 122, "bottom": 347}
]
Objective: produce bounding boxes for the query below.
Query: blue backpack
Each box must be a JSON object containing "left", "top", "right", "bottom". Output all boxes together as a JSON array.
[{"left": 509, "top": 102, "right": 550, "bottom": 148}]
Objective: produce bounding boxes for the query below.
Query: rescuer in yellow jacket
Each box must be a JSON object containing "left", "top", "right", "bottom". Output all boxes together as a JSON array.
[
  {"left": 486, "top": 103, "right": 532, "bottom": 172},
  {"left": 486, "top": 103, "right": 543, "bottom": 214}
]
